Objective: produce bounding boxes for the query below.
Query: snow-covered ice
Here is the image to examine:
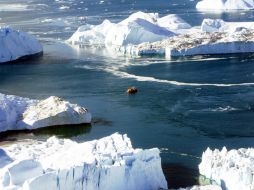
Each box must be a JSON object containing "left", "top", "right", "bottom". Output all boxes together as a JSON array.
[
  {"left": 0, "top": 133, "right": 167, "bottom": 190},
  {"left": 67, "top": 11, "right": 192, "bottom": 48},
  {"left": 0, "top": 94, "right": 91, "bottom": 133},
  {"left": 196, "top": 0, "right": 254, "bottom": 10},
  {"left": 199, "top": 147, "right": 254, "bottom": 190},
  {"left": 0, "top": 27, "right": 42, "bottom": 63},
  {"left": 127, "top": 29, "right": 254, "bottom": 57}
]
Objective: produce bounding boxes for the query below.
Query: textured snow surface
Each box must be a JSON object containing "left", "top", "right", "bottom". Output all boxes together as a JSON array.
[
  {"left": 199, "top": 147, "right": 254, "bottom": 190},
  {"left": 67, "top": 11, "right": 192, "bottom": 47},
  {"left": 0, "top": 133, "right": 167, "bottom": 190},
  {"left": 129, "top": 29, "right": 254, "bottom": 57},
  {"left": 0, "top": 27, "right": 42, "bottom": 63},
  {"left": 196, "top": 0, "right": 254, "bottom": 10},
  {"left": 0, "top": 94, "right": 91, "bottom": 132}
]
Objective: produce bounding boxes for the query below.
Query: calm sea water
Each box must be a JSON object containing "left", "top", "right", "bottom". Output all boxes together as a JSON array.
[{"left": 1, "top": 0, "right": 254, "bottom": 188}]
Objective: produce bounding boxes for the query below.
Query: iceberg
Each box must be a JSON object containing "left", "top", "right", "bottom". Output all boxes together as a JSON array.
[
  {"left": 67, "top": 12, "right": 192, "bottom": 48},
  {"left": 196, "top": 0, "right": 254, "bottom": 10},
  {"left": 201, "top": 19, "right": 254, "bottom": 33},
  {"left": 128, "top": 29, "right": 254, "bottom": 57},
  {"left": 0, "top": 27, "right": 42, "bottom": 63},
  {"left": 199, "top": 147, "right": 254, "bottom": 190},
  {"left": 0, "top": 94, "right": 91, "bottom": 133},
  {"left": 0, "top": 133, "right": 167, "bottom": 190}
]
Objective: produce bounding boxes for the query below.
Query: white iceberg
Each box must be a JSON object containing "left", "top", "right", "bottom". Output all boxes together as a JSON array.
[
  {"left": 0, "top": 133, "right": 167, "bottom": 190},
  {"left": 128, "top": 29, "right": 254, "bottom": 57},
  {"left": 0, "top": 93, "right": 91, "bottom": 133},
  {"left": 196, "top": 0, "right": 254, "bottom": 10},
  {"left": 0, "top": 27, "right": 43, "bottom": 63},
  {"left": 67, "top": 19, "right": 115, "bottom": 46},
  {"left": 67, "top": 11, "right": 192, "bottom": 48},
  {"left": 199, "top": 147, "right": 254, "bottom": 190},
  {"left": 201, "top": 18, "right": 254, "bottom": 33}
]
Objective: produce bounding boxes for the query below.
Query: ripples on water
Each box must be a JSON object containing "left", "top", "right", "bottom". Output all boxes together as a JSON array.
[{"left": 1, "top": 0, "right": 254, "bottom": 188}]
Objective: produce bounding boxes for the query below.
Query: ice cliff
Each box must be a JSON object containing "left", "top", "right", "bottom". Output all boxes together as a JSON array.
[
  {"left": 0, "top": 27, "right": 42, "bottom": 63},
  {"left": 0, "top": 133, "right": 167, "bottom": 190},
  {"left": 0, "top": 94, "right": 91, "bottom": 133},
  {"left": 196, "top": 0, "right": 254, "bottom": 10}
]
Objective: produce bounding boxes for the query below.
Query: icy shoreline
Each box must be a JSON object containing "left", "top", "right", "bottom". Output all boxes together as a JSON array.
[
  {"left": 0, "top": 27, "right": 43, "bottom": 63},
  {"left": 0, "top": 93, "right": 91, "bottom": 133}
]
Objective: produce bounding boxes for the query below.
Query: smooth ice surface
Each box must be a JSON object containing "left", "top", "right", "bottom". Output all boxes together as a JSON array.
[
  {"left": 0, "top": 27, "right": 42, "bottom": 63},
  {"left": 196, "top": 0, "right": 254, "bottom": 10},
  {"left": 0, "top": 94, "right": 91, "bottom": 132},
  {"left": 0, "top": 133, "right": 167, "bottom": 190},
  {"left": 199, "top": 147, "right": 254, "bottom": 190}
]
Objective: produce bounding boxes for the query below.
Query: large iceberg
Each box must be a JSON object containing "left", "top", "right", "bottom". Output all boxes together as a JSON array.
[
  {"left": 196, "top": 0, "right": 254, "bottom": 10},
  {"left": 127, "top": 28, "right": 254, "bottom": 57},
  {"left": 0, "top": 93, "right": 91, "bottom": 133},
  {"left": 0, "top": 27, "right": 42, "bottom": 63},
  {"left": 0, "top": 133, "right": 167, "bottom": 190},
  {"left": 67, "top": 12, "right": 192, "bottom": 48},
  {"left": 201, "top": 19, "right": 254, "bottom": 33},
  {"left": 199, "top": 147, "right": 254, "bottom": 190}
]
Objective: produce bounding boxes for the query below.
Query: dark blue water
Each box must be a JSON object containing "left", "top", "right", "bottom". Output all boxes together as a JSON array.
[{"left": 1, "top": 0, "right": 254, "bottom": 188}]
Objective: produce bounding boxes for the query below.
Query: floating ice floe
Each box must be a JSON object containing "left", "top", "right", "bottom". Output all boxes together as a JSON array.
[
  {"left": 0, "top": 94, "right": 91, "bottom": 133},
  {"left": 0, "top": 27, "right": 42, "bottom": 63},
  {"left": 199, "top": 147, "right": 254, "bottom": 190},
  {"left": 0, "top": 133, "right": 167, "bottom": 190},
  {"left": 201, "top": 19, "right": 254, "bottom": 33},
  {"left": 67, "top": 11, "right": 192, "bottom": 48},
  {"left": 196, "top": 0, "right": 254, "bottom": 10},
  {"left": 126, "top": 29, "right": 254, "bottom": 57}
]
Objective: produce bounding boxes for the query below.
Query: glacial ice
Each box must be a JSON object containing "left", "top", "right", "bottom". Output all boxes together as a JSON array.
[
  {"left": 0, "top": 94, "right": 91, "bottom": 133},
  {"left": 67, "top": 11, "right": 192, "bottom": 47},
  {"left": 196, "top": 0, "right": 254, "bottom": 10},
  {"left": 128, "top": 28, "right": 254, "bottom": 57},
  {"left": 199, "top": 147, "right": 254, "bottom": 190},
  {"left": 0, "top": 27, "right": 42, "bottom": 63},
  {"left": 0, "top": 133, "right": 168, "bottom": 190}
]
